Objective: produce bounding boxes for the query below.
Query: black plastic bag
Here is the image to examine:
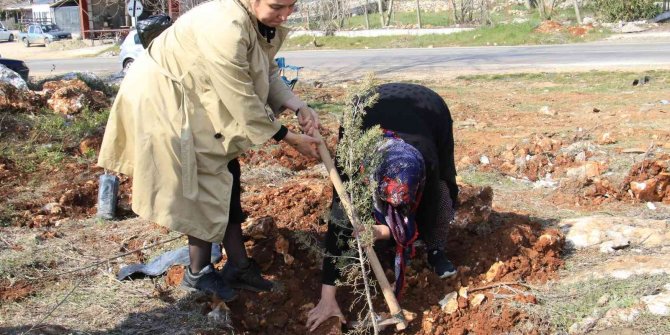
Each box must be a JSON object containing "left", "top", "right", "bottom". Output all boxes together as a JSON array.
[{"left": 136, "top": 13, "right": 172, "bottom": 48}]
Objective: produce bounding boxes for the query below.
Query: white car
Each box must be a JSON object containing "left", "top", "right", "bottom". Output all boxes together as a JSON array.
[
  {"left": 0, "top": 22, "right": 15, "bottom": 42},
  {"left": 119, "top": 29, "right": 144, "bottom": 72}
]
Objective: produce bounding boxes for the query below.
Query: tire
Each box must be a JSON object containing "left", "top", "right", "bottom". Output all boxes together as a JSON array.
[
  {"left": 122, "top": 58, "right": 134, "bottom": 73},
  {"left": 23, "top": 38, "right": 29, "bottom": 47},
  {"left": 8, "top": 34, "right": 14, "bottom": 42}
]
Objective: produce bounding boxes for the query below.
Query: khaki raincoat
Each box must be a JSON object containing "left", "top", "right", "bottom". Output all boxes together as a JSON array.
[{"left": 98, "top": 0, "right": 296, "bottom": 242}]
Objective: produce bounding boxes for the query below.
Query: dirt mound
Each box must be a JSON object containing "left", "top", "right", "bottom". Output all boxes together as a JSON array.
[
  {"left": 535, "top": 20, "right": 563, "bottom": 33},
  {"left": 0, "top": 83, "right": 45, "bottom": 113},
  {"left": 243, "top": 178, "right": 333, "bottom": 230},
  {"left": 42, "top": 79, "right": 110, "bottom": 115},
  {"left": 464, "top": 134, "right": 583, "bottom": 182},
  {"left": 567, "top": 24, "right": 594, "bottom": 37},
  {"left": 622, "top": 156, "right": 670, "bottom": 203}
]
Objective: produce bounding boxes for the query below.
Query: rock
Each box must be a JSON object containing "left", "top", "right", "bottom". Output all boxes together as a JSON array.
[
  {"left": 207, "top": 301, "right": 232, "bottom": 327},
  {"left": 485, "top": 261, "right": 504, "bottom": 282},
  {"left": 574, "top": 151, "right": 587, "bottom": 162},
  {"left": 603, "top": 307, "right": 641, "bottom": 323},
  {"left": 599, "top": 239, "right": 630, "bottom": 253},
  {"left": 620, "top": 22, "right": 647, "bottom": 33},
  {"left": 458, "top": 286, "right": 468, "bottom": 299},
  {"left": 40, "top": 202, "right": 64, "bottom": 215},
  {"left": 566, "top": 254, "right": 670, "bottom": 282},
  {"left": 641, "top": 290, "right": 670, "bottom": 316},
  {"left": 501, "top": 150, "right": 516, "bottom": 162},
  {"left": 568, "top": 316, "right": 597, "bottom": 335},
  {"left": 438, "top": 291, "right": 458, "bottom": 314},
  {"left": 583, "top": 16, "right": 595, "bottom": 25},
  {"left": 629, "top": 178, "right": 666, "bottom": 202},
  {"left": 597, "top": 294, "right": 610, "bottom": 307},
  {"left": 566, "top": 161, "right": 602, "bottom": 181},
  {"left": 479, "top": 155, "right": 490, "bottom": 165},
  {"left": 471, "top": 293, "right": 486, "bottom": 307},
  {"left": 454, "top": 185, "right": 493, "bottom": 232},
  {"left": 274, "top": 234, "right": 294, "bottom": 265},
  {"left": 598, "top": 132, "right": 617, "bottom": 145},
  {"left": 558, "top": 216, "right": 670, "bottom": 250},
  {"left": 540, "top": 105, "right": 557, "bottom": 116},
  {"left": 0, "top": 64, "right": 28, "bottom": 90},
  {"left": 242, "top": 216, "right": 277, "bottom": 240}
]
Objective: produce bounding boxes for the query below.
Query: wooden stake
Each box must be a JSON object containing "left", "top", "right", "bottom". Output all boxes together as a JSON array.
[{"left": 316, "top": 136, "right": 408, "bottom": 331}]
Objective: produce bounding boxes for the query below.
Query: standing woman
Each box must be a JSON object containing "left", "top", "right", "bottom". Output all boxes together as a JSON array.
[
  {"left": 98, "top": 0, "right": 320, "bottom": 302},
  {"left": 307, "top": 83, "right": 459, "bottom": 330}
]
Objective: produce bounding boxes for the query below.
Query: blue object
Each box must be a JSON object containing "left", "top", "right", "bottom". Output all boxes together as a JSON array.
[
  {"left": 97, "top": 174, "right": 119, "bottom": 220},
  {"left": 275, "top": 57, "right": 303, "bottom": 90},
  {"left": 117, "top": 243, "right": 223, "bottom": 280}
]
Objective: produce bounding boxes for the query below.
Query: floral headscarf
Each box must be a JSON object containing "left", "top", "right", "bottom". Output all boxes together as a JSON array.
[{"left": 370, "top": 131, "right": 425, "bottom": 298}]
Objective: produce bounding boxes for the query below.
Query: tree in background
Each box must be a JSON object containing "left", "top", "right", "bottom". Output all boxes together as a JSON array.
[{"left": 595, "top": 0, "right": 661, "bottom": 21}]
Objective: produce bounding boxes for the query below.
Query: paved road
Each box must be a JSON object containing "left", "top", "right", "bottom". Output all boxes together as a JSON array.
[{"left": 26, "top": 41, "right": 670, "bottom": 78}]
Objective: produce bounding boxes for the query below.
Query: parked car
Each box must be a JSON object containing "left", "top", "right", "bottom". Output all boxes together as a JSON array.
[
  {"left": 18, "top": 23, "right": 72, "bottom": 47},
  {"left": 0, "top": 22, "right": 15, "bottom": 42},
  {"left": 119, "top": 29, "right": 144, "bottom": 73},
  {"left": 0, "top": 54, "right": 29, "bottom": 81}
]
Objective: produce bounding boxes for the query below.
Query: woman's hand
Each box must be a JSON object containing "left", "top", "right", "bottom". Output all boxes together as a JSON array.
[
  {"left": 284, "top": 131, "right": 321, "bottom": 159},
  {"left": 306, "top": 285, "right": 345, "bottom": 332},
  {"left": 297, "top": 106, "right": 320, "bottom": 136}
]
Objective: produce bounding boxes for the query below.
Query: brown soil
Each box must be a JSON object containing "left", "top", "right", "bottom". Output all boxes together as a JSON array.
[
  {"left": 0, "top": 280, "right": 36, "bottom": 302},
  {"left": 535, "top": 20, "right": 563, "bottom": 33}
]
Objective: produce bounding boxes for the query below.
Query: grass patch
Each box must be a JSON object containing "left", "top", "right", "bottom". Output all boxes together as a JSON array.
[
  {"left": 0, "top": 108, "right": 109, "bottom": 174},
  {"left": 529, "top": 274, "right": 669, "bottom": 332},
  {"left": 284, "top": 21, "right": 610, "bottom": 50}
]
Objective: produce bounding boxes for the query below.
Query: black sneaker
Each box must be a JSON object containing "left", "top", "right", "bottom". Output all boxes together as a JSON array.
[
  {"left": 220, "top": 259, "right": 278, "bottom": 292},
  {"left": 427, "top": 249, "right": 457, "bottom": 279},
  {"left": 181, "top": 264, "right": 238, "bottom": 302}
]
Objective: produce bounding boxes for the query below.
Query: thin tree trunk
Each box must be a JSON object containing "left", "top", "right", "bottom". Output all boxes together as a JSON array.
[
  {"left": 572, "top": 0, "right": 582, "bottom": 24},
  {"left": 416, "top": 0, "right": 422, "bottom": 28},
  {"left": 306, "top": 6, "right": 311, "bottom": 30},
  {"left": 363, "top": 0, "right": 370, "bottom": 29},
  {"left": 377, "top": 0, "right": 385, "bottom": 26},
  {"left": 385, "top": 0, "right": 395, "bottom": 26},
  {"left": 450, "top": 0, "right": 458, "bottom": 23}
]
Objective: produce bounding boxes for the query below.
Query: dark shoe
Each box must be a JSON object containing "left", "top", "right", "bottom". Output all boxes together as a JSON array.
[
  {"left": 427, "top": 249, "right": 457, "bottom": 279},
  {"left": 181, "top": 264, "right": 238, "bottom": 302},
  {"left": 220, "top": 259, "right": 278, "bottom": 292}
]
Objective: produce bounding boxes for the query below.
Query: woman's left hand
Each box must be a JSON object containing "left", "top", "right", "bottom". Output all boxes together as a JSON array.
[{"left": 297, "top": 106, "right": 320, "bottom": 136}]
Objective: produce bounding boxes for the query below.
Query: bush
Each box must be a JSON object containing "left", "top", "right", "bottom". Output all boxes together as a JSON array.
[{"left": 595, "top": 0, "right": 661, "bottom": 21}]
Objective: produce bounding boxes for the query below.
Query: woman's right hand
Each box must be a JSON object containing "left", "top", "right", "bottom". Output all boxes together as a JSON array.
[
  {"left": 306, "top": 285, "right": 345, "bottom": 332},
  {"left": 284, "top": 131, "right": 321, "bottom": 159}
]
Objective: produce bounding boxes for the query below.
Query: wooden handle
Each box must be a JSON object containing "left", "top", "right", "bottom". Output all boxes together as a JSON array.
[{"left": 316, "top": 136, "right": 408, "bottom": 331}]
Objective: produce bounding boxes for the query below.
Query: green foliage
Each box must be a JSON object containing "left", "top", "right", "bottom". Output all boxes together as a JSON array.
[
  {"left": 335, "top": 74, "right": 383, "bottom": 233},
  {"left": 594, "top": 0, "right": 661, "bottom": 21}
]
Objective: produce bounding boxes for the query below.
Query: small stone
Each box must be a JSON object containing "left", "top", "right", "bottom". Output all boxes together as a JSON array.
[
  {"left": 598, "top": 132, "right": 617, "bottom": 145},
  {"left": 641, "top": 291, "right": 670, "bottom": 316},
  {"left": 592, "top": 107, "right": 601, "bottom": 113},
  {"left": 647, "top": 202, "right": 656, "bottom": 210},
  {"left": 568, "top": 316, "right": 597, "bottom": 335},
  {"left": 597, "top": 294, "right": 610, "bottom": 307},
  {"left": 458, "top": 286, "right": 468, "bottom": 299},
  {"left": 438, "top": 291, "right": 458, "bottom": 314},
  {"left": 207, "top": 302, "right": 232, "bottom": 327},
  {"left": 485, "top": 261, "right": 504, "bottom": 282},
  {"left": 599, "top": 239, "right": 629, "bottom": 253},
  {"left": 479, "top": 155, "right": 490, "bottom": 165},
  {"left": 471, "top": 293, "right": 486, "bottom": 307},
  {"left": 540, "top": 106, "right": 557, "bottom": 116},
  {"left": 575, "top": 151, "right": 586, "bottom": 162}
]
